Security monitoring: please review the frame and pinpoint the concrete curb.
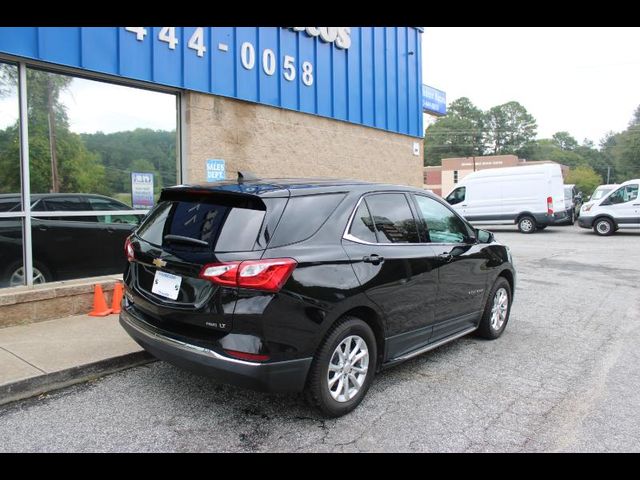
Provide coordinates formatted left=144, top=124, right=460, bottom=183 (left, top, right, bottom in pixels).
left=0, top=351, right=156, bottom=407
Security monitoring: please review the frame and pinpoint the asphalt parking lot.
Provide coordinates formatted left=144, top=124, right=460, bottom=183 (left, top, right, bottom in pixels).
left=1, top=224, right=639, bottom=452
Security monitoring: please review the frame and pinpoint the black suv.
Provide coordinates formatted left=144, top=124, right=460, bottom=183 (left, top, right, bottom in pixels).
left=120, top=178, right=516, bottom=417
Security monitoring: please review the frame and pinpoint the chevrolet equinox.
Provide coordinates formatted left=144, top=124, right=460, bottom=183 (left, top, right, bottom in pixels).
left=120, top=177, right=516, bottom=417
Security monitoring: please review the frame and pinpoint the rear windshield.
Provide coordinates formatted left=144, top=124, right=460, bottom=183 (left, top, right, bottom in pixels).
left=135, top=194, right=268, bottom=252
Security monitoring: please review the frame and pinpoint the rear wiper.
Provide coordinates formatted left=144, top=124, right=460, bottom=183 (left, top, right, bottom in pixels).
left=163, top=234, right=209, bottom=247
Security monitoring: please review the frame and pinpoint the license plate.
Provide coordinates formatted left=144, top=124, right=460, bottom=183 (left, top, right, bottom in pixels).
left=151, top=270, right=182, bottom=300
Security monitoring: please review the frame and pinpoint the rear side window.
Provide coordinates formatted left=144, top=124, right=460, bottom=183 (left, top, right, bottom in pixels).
left=364, top=193, right=420, bottom=243
left=136, top=196, right=267, bottom=252
left=348, top=200, right=377, bottom=243
left=268, top=193, right=346, bottom=248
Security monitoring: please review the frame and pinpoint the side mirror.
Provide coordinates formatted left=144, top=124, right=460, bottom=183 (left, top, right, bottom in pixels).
left=476, top=228, right=494, bottom=244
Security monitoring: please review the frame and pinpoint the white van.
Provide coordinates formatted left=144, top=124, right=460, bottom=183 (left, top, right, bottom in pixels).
left=578, top=179, right=640, bottom=235
left=444, top=163, right=567, bottom=233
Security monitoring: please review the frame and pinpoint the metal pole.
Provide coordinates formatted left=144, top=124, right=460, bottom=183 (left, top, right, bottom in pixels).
left=18, top=62, right=33, bottom=286
left=607, top=165, right=611, bottom=184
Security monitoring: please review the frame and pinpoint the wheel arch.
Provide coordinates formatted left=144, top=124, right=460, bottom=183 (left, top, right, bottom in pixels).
left=593, top=214, right=618, bottom=229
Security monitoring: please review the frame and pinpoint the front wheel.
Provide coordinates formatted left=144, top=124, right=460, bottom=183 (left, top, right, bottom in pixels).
left=476, top=277, right=512, bottom=340
left=594, top=218, right=614, bottom=236
left=304, top=317, right=377, bottom=418
left=4, top=261, right=51, bottom=287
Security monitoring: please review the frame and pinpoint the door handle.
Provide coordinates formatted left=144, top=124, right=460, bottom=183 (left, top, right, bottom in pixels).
left=363, top=254, right=384, bottom=265
left=438, top=253, right=454, bottom=262
left=461, top=204, right=468, bottom=207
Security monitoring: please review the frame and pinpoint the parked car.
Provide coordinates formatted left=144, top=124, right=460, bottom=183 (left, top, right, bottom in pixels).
left=0, top=193, right=143, bottom=287
left=444, top=163, right=568, bottom=233
left=578, top=179, right=640, bottom=235
left=119, top=178, right=516, bottom=417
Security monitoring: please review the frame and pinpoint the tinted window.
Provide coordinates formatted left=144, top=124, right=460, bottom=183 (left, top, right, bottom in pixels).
left=39, top=197, right=97, bottom=222
left=136, top=199, right=266, bottom=252
left=607, top=184, right=638, bottom=204
left=446, top=187, right=466, bottom=205
left=268, top=193, right=345, bottom=247
left=414, top=195, right=470, bottom=244
left=365, top=193, right=420, bottom=244
left=348, top=200, right=377, bottom=243
left=88, top=197, right=139, bottom=225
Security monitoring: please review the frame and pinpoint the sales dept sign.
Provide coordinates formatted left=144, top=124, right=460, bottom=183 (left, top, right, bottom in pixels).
left=206, top=159, right=226, bottom=182
left=131, top=172, right=154, bottom=209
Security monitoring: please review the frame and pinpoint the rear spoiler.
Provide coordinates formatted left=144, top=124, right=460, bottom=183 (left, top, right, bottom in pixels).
left=159, top=187, right=270, bottom=211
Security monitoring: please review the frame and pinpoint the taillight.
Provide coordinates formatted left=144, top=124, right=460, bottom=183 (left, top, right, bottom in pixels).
left=547, top=196, right=554, bottom=215
left=199, top=262, right=240, bottom=287
left=125, top=237, right=135, bottom=262
left=199, top=258, right=297, bottom=292
left=223, top=349, right=270, bottom=362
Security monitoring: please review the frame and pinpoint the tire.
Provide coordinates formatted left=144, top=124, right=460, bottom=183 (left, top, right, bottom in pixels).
left=3, top=260, right=51, bottom=287
left=304, top=316, right=377, bottom=418
left=536, top=225, right=547, bottom=231
left=475, top=277, right=512, bottom=340
left=593, top=218, right=614, bottom=236
left=517, top=215, right=537, bottom=234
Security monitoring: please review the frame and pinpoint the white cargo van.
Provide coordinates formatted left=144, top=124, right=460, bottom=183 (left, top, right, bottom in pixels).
left=578, top=179, right=640, bottom=235
left=444, top=163, right=567, bottom=233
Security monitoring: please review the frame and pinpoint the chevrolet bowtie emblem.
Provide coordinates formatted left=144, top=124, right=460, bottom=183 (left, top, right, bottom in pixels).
left=153, top=258, right=167, bottom=268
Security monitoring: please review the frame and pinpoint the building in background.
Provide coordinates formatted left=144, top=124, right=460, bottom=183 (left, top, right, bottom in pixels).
left=424, top=155, right=569, bottom=196
left=0, top=26, right=425, bottom=292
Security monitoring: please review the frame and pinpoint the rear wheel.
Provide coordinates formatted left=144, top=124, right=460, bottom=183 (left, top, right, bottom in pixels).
left=594, top=218, right=614, bottom=236
left=304, top=316, right=377, bottom=418
left=476, top=277, right=512, bottom=340
left=517, top=215, right=537, bottom=234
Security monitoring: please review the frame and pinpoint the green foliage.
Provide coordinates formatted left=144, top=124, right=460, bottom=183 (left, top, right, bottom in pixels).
left=0, top=67, right=177, bottom=198
left=424, top=97, right=485, bottom=166
left=424, top=98, right=537, bottom=165
left=424, top=95, right=640, bottom=185
left=81, top=129, right=177, bottom=195
left=551, top=131, right=578, bottom=151
left=565, top=165, right=603, bottom=196
left=484, top=101, right=537, bottom=155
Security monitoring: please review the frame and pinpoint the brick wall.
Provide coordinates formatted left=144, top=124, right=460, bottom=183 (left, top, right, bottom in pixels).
left=184, top=92, right=423, bottom=187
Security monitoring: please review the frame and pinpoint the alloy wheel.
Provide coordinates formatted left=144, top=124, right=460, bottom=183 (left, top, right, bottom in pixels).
left=10, top=266, right=47, bottom=287
left=327, top=335, right=369, bottom=403
left=490, top=287, right=509, bottom=331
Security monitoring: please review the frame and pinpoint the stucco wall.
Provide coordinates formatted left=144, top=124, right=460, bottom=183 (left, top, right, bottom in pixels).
left=184, top=92, right=423, bottom=187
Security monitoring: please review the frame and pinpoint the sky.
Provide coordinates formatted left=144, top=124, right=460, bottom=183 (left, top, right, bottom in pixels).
left=2, top=27, right=639, bottom=144
left=421, top=27, right=640, bottom=144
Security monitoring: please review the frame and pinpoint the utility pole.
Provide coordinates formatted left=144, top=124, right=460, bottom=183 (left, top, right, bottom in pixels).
left=606, top=165, right=611, bottom=184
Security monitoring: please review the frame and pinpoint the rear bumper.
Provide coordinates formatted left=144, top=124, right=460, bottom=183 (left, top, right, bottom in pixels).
left=553, top=208, right=574, bottom=225
left=119, top=308, right=312, bottom=393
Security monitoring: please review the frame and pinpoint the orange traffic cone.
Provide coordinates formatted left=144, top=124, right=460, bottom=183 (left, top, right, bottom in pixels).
left=111, top=282, right=124, bottom=314
left=88, top=284, right=112, bottom=317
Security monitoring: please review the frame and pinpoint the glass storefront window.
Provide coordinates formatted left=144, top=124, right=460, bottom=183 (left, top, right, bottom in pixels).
left=0, top=61, right=23, bottom=288
left=0, top=62, right=179, bottom=288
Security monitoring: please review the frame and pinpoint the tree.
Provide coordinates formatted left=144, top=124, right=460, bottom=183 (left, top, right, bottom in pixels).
left=552, top=131, right=578, bottom=151
left=0, top=66, right=107, bottom=195
left=484, top=101, right=537, bottom=156
left=424, top=97, right=485, bottom=166
left=565, top=165, right=603, bottom=196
